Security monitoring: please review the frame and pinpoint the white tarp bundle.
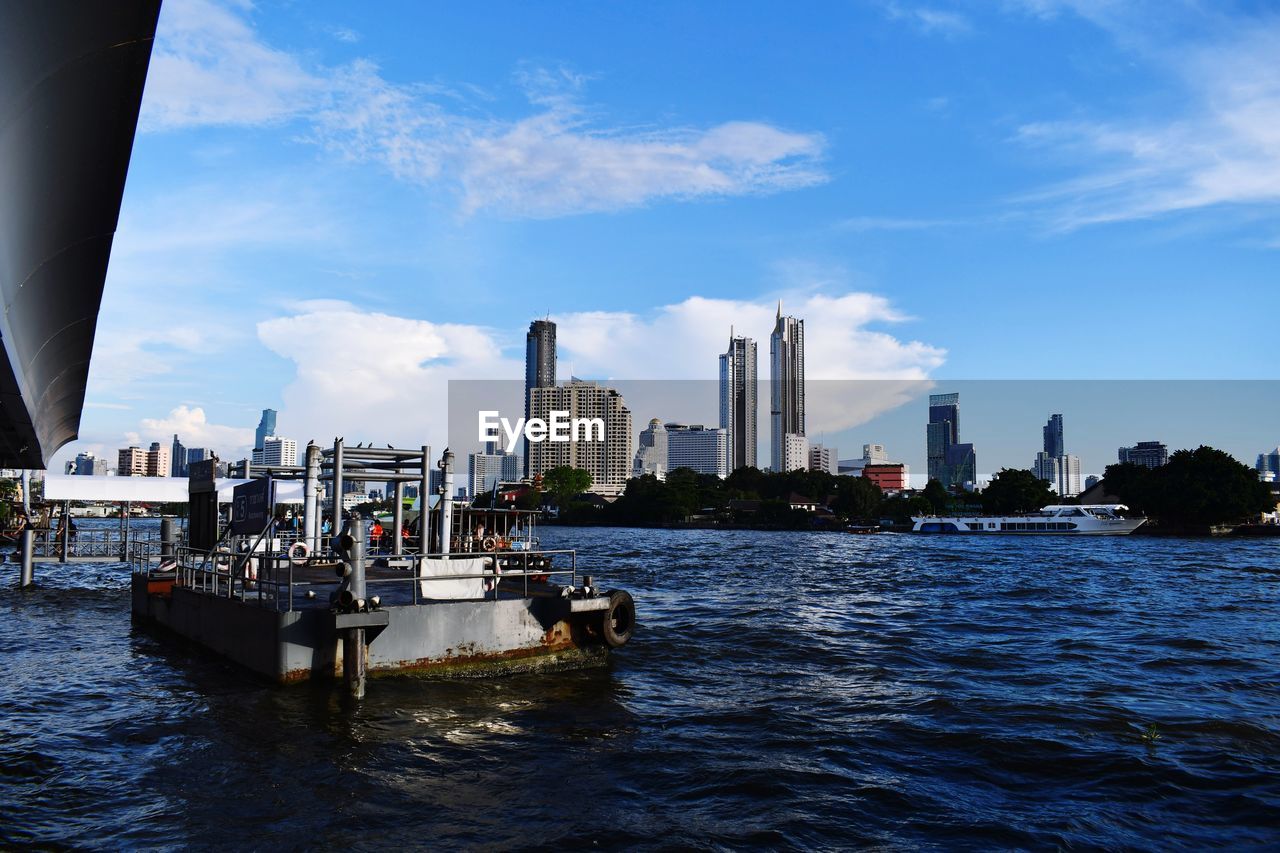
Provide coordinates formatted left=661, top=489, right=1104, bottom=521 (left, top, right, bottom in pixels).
left=417, top=555, right=489, bottom=600
left=43, top=475, right=305, bottom=504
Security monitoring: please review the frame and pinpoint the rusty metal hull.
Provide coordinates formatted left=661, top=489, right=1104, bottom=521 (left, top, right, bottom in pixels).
left=130, top=574, right=613, bottom=684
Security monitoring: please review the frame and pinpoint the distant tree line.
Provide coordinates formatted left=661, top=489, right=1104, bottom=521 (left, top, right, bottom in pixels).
left=1101, top=446, right=1272, bottom=527
left=529, top=445, right=1273, bottom=531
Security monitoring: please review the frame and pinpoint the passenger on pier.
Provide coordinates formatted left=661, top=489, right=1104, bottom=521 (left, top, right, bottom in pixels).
left=369, top=519, right=384, bottom=551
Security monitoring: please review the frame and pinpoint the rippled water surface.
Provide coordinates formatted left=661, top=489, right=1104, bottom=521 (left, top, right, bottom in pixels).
left=3, top=525, right=1279, bottom=848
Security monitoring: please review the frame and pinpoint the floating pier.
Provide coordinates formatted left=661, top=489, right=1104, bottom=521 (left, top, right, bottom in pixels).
left=129, top=442, right=635, bottom=695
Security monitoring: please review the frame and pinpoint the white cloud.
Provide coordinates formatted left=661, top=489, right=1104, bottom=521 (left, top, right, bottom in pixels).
left=142, top=0, right=323, bottom=130
left=554, top=292, right=943, bottom=381
left=255, top=290, right=944, bottom=447
left=256, top=301, right=521, bottom=447
left=143, top=0, right=827, bottom=217
left=1009, top=9, right=1280, bottom=230
left=129, top=405, right=256, bottom=455
left=883, top=2, right=973, bottom=37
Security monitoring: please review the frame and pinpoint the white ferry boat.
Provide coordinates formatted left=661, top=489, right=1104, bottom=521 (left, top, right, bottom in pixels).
left=911, top=505, right=1146, bottom=535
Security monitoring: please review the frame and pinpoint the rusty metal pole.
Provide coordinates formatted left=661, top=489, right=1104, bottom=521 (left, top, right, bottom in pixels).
left=342, top=516, right=367, bottom=699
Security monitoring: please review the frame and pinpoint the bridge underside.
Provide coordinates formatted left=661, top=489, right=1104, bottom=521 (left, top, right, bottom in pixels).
left=0, top=0, right=161, bottom=468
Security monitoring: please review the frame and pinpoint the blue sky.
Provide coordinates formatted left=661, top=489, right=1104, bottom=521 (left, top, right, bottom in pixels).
left=56, top=0, right=1280, bottom=471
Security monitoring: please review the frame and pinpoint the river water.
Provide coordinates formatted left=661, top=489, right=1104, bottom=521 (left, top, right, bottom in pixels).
left=2, top=524, right=1278, bottom=848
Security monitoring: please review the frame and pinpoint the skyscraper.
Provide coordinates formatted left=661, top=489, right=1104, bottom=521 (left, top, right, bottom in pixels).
left=171, top=433, right=186, bottom=477
left=769, top=304, right=805, bottom=472
left=254, top=409, right=277, bottom=452
left=719, top=333, right=757, bottom=472
left=1034, top=414, right=1081, bottom=496
left=524, top=319, right=557, bottom=477
left=926, top=393, right=959, bottom=484
left=1043, top=414, right=1064, bottom=458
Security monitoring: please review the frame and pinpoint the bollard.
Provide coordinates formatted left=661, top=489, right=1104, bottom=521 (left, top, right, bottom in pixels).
left=340, top=516, right=367, bottom=699
left=160, top=517, right=177, bottom=561
left=19, top=528, right=34, bottom=588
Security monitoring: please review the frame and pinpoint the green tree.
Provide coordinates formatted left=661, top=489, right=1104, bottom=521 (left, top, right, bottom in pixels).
left=981, top=468, right=1055, bottom=514
left=542, top=466, right=593, bottom=508
left=833, top=476, right=882, bottom=520
left=1144, top=446, right=1272, bottom=527
left=1101, top=462, right=1155, bottom=515
left=922, top=479, right=950, bottom=514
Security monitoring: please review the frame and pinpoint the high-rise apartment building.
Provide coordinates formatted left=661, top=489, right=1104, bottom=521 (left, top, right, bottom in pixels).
left=170, top=433, right=186, bottom=477
left=186, top=447, right=211, bottom=468
left=118, top=446, right=146, bottom=476
left=253, top=436, right=297, bottom=467
left=528, top=379, right=632, bottom=496
left=1033, top=414, right=1080, bottom=496
left=719, top=334, right=757, bottom=472
left=1119, top=441, right=1168, bottom=468
left=1256, top=448, right=1280, bottom=478
left=633, top=419, right=668, bottom=480
left=665, top=423, right=728, bottom=479
left=254, top=409, right=277, bottom=453
left=1034, top=451, right=1082, bottom=497
left=808, top=443, right=837, bottom=475
left=468, top=451, right=520, bottom=498
left=524, top=319, right=557, bottom=477
left=769, top=305, right=805, bottom=473
left=781, top=433, right=809, bottom=473
left=145, top=442, right=170, bottom=478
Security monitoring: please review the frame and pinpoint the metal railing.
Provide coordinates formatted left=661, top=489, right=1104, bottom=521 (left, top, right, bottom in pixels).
left=23, top=527, right=162, bottom=561
left=142, top=540, right=578, bottom=613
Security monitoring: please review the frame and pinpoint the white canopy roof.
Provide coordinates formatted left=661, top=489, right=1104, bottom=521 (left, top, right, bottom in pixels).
left=43, top=475, right=305, bottom=504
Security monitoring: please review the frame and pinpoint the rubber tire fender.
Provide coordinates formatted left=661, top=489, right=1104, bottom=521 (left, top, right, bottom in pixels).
left=601, top=589, right=636, bottom=648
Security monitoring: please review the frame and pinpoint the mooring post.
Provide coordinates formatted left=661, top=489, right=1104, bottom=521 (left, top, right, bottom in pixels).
left=392, top=480, right=404, bottom=556
left=122, top=502, right=131, bottom=561
left=160, top=517, right=176, bottom=562
left=332, top=438, right=345, bottom=546
left=59, top=501, right=70, bottom=563
left=303, top=442, right=320, bottom=552
left=419, top=445, right=431, bottom=554
left=341, top=516, right=367, bottom=699
left=19, top=528, right=33, bottom=588
left=438, top=449, right=454, bottom=556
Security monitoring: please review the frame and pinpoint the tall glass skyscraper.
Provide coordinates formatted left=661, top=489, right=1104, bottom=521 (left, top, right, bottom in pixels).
left=524, top=319, right=557, bottom=477
left=926, top=393, right=959, bottom=483
left=254, top=408, right=277, bottom=452
left=769, top=305, right=805, bottom=472
left=1043, top=413, right=1065, bottom=457
left=719, top=332, right=757, bottom=472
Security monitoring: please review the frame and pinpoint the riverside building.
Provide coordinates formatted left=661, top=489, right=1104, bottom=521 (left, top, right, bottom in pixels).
left=1119, top=441, right=1168, bottom=468
left=524, top=319, right=557, bottom=477
left=665, top=423, right=728, bottom=479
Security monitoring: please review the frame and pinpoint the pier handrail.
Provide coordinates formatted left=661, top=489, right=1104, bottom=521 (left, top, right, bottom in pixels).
left=161, top=542, right=579, bottom=612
